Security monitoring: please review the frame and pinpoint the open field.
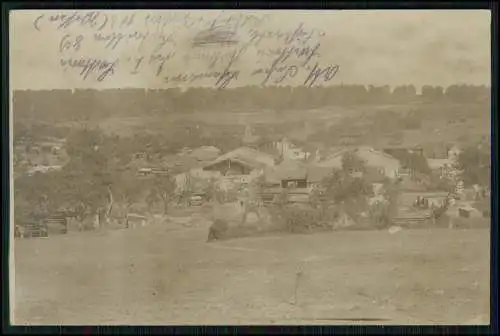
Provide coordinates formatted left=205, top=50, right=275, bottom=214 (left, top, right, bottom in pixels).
left=13, top=218, right=490, bottom=325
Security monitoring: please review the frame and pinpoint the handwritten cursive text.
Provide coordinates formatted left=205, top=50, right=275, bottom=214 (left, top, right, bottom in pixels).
left=60, top=57, right=119, bottom=82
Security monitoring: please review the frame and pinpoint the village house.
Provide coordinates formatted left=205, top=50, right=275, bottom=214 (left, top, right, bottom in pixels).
left=264, top=160, right=332, bottom=189
left=256, top=136, right=310, bottom=162
left=264, top=160, right=308, bottom=189
left=418, top=142, right=461, bottom=160
left=316, top=147, right=402, bottom=181
left=174, top=167, right=219, bottom=195
left=201, top=147, right=276, bottom=190
left=426, top=158, right=456, bottom=179
left=447, top=144, right=462, bottom=161
left=275, top=137, right=310, bottom=161
left=382, top=145, right=426, bottom=179
left=260, top=160, right=332, bottom=205
left=203, top=147, right=275, bottom=175
left=424, top=144, right=462, bottom=179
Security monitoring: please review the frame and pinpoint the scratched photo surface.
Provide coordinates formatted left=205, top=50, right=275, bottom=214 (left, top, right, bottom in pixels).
left=10, top=10, right=491, bottom=325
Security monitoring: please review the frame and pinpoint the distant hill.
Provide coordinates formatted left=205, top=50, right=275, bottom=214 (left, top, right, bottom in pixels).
left=12, top=84, right=490, bottom=122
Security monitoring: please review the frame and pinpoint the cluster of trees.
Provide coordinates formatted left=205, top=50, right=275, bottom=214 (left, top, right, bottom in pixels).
left=311, top=145, right=491, bottom=226
left=13, top=84, right=489, bottom=120
left=304, top=151, right=398, bottom=230
left=12, top=119, right=288, bottom=228
left=14, top=120, right=247, bottom=162
left=241, top=168, right=377, bottom=235
left=388, top=142, right=491, bottom=190
left=14, top=127, right=178, bottom=228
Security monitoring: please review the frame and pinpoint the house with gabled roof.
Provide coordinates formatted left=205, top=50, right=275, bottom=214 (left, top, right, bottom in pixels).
left=316, top=146, right=402, bottom=180
left=200, top=147, right=277, bottom=190
left=255, top=136, right=311, bottom=162
left=202, top=147, right=276, bottom=175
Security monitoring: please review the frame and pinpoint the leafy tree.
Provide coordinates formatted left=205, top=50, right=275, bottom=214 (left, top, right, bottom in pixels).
left=455, top=145, right=490, bottom=187
left=321, top=168, right=373, bottom=206
left=14, top=127, right=118, bottom=227
left=392, top=85, right=417, bottom=102
left=389, top=150, right=431, bottom=175
left=311, top=152, right=374, bottom=224
left=341, top=151, right=366, bottom=174
left=421, top=85, right=444, bottom=101
left=362, top=177, right=401, bottom=229
left=368, top=85, right=391, bottom=104
left=146, top=175, right=177, bottom=215
left=14, top=174, right=52, bottom=224
left=202, top=177, right=219, bottom=203
left=53, top=167, right=111, bottom=225
left=108, top=173, right=143, bottom=224
left=381, top=178, right=400, bottom=218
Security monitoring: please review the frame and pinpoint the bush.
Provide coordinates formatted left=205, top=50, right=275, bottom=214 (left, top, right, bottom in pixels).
left=271, top=204, right=331, bottom=234
left=368, top=201, right=392, bottom=229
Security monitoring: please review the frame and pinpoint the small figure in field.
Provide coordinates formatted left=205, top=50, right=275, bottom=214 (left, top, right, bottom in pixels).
left=207, top=219, right=229, bottom=242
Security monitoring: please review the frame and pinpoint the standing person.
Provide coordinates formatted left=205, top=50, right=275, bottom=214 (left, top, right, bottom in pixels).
left=240, top=183, right=262, bottom=228
left=238, top=184, right=249, bottom=224
left=430, top=203, right=437, bottom=225
left=423, top=197, right=429, bottom=209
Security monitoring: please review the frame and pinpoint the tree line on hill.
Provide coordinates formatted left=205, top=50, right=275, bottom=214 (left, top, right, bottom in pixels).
left=13, top=84, right=490, bottom=120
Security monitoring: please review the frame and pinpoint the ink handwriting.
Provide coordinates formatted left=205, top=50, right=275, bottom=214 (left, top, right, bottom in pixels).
left=303, top=63, right=340, bottom=88
left=60, top=57, right=119, bottom=82
left=94, top=30, right=151, bottom=51
left=34, top=11, right=108, bottom=32
left=33, top=11, right=340, bottom=88
left=59, top=34, right=84, bottom=53
left=164, top=50, right=240, bottom=89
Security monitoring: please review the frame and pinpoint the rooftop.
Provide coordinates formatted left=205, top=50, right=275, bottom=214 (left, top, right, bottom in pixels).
left=203, top=147, right=276, bottom=170
left=318, top=146, right=400, bottom=167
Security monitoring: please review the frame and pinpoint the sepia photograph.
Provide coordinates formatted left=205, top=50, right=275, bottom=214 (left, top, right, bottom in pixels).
left=9, top=9, right=491, bottom=325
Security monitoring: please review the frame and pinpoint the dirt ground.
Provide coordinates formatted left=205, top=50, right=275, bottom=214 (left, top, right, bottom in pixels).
left=12, top=218, right=490, bottom=325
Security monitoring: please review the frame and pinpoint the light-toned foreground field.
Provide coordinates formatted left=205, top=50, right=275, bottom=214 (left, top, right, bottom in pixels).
left=13, top=220, right=490, bottom=325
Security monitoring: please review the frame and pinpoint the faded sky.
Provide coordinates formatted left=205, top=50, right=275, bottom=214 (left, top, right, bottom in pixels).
left=10, top=10, right=491, bottom=90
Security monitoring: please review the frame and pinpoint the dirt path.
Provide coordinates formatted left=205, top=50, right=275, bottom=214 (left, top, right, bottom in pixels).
left=12, top=225, right=490, bottom=325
